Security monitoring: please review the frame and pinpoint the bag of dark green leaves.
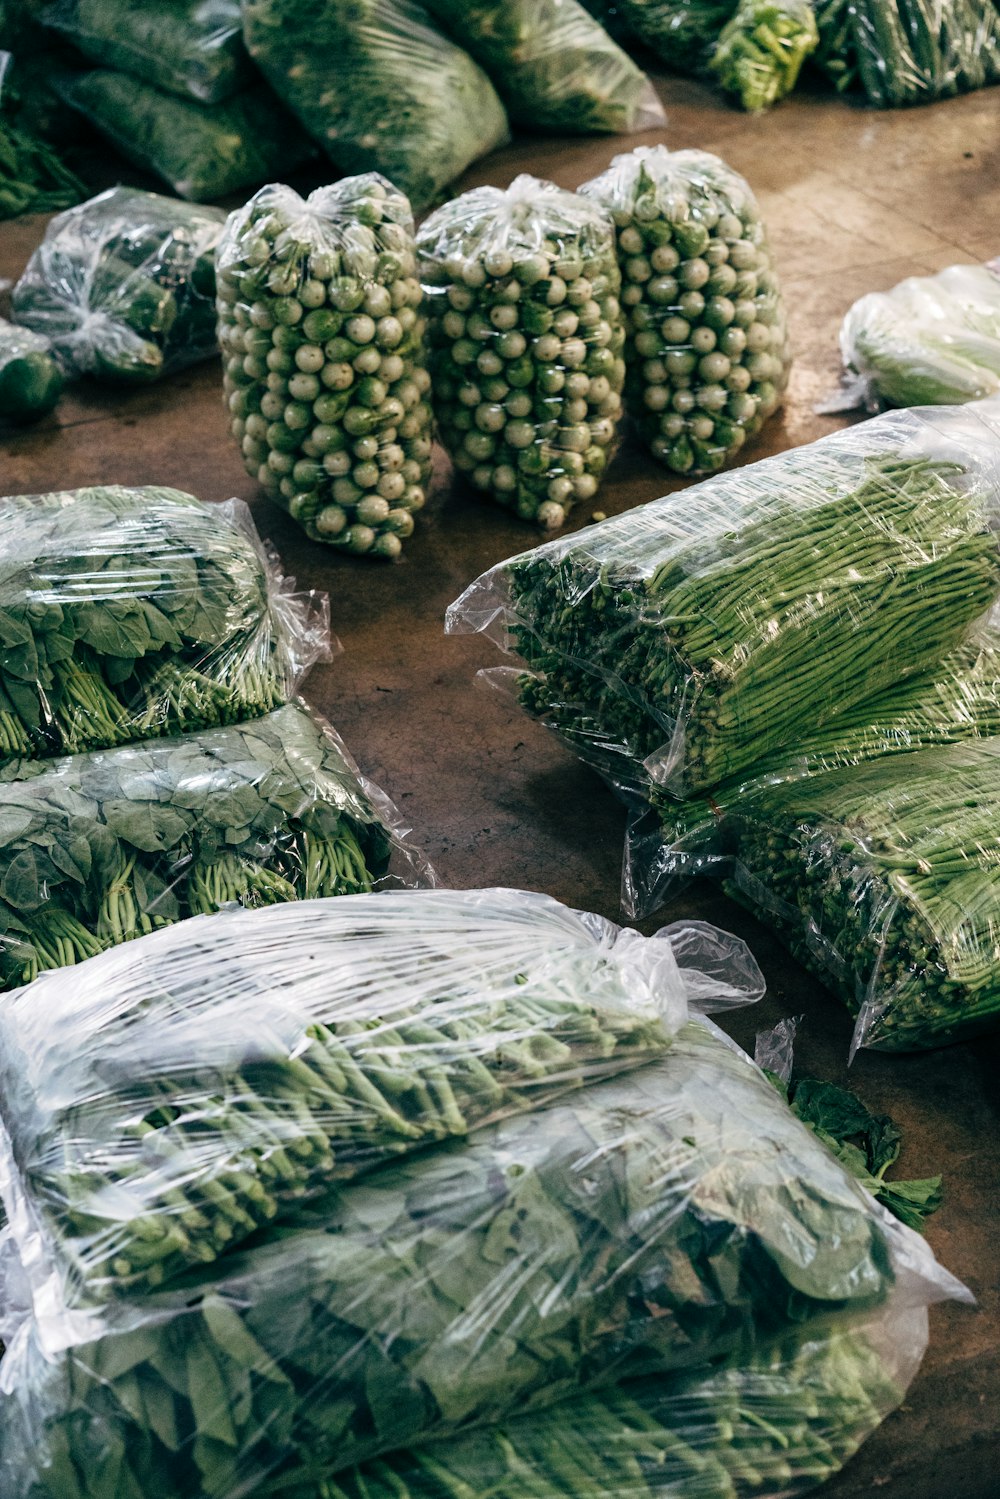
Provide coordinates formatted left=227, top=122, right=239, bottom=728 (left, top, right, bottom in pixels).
left=12, top=187, right=226, bottom=383
left=0, top=484, right=329, bottom=761
left=0, top=1009, right=968, bottom=1499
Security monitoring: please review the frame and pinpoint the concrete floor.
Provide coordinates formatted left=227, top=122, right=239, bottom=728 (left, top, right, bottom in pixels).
left=2, top=72, right=999, bottom=1497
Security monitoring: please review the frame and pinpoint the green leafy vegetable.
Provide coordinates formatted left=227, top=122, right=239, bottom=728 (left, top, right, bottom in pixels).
left=0, top=317, right=62, bottom=422
left=709, top=0, right=818, bottom=111
left=0, top=49, right=86, bottom=219
left=612, top=0, right=739, bottom=73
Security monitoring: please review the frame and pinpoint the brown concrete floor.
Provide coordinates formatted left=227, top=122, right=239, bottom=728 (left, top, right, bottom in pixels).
left=2, top=72, right=999, bottom=1497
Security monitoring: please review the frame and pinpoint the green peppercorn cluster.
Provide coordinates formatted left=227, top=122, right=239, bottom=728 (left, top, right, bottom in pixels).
left=217, top=175, right=433, bottom=558
left=417, top=174, right=626, bottom=531
left=582, top=145, right=790, bottom=476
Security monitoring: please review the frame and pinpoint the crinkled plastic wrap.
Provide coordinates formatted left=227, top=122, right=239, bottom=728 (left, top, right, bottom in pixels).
left=814, top=0, right=1000, bottom=105
left=12, top=188, right=226, bottom=383
left=709, top=0, right=818, bottom=110
left=421, top=0, right=666, bottom=133
left=612, top=0, right=739, bottom=72
left=447, top=400, right=1000, bottom=798
left=42, top=0, right=253, bottom=104
left=0, top=889, right=747, bottom=1305
left=0, top=317, right=62, bottom=423
left=218, top=177, right=433, bottom=558
left=242, top=0, right=510, bottom=214
left=0, top=700, right=425, bottom=992
left=418, top=174, right=626, bottom=530
left=832, top=261, right=1000, bottom=413
left=0, top=1016, right=963, bottom=1497
left=581, top=146, right=789, bottom=476
left=0, top=485, right=329, bottom=760
left=56, top=69, right=314, bottom=204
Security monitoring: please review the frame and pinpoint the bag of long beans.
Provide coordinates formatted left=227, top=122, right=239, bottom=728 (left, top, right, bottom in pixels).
left=814, top=0, right=1000, bottom=106
left=447, top=399, right=1000, bottom=799
left=0, top=484, right=328, bottom=762
left=0, top=701, right=424, bottom=993
left=0, top=1013, right=962, bottom=1498
left=0, top=890, right=747, bottom=1305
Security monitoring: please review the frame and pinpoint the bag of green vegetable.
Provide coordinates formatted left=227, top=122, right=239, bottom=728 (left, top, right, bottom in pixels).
left=0, top=1012, right=966, bottom=1499
left=0, top=892, right=757, bottom=1306
left=709, top=0, right=818, bottom=110
left=446, top=399, right=1000, bottom=799
left=580, top=145, right=789, bottom=476
left=0, top=48, right=86, bottom=219
left=417, top=175, right=626, bottom=531
left=611, top=0, right=740, bottom=74
left=0, top=484, right=329, bottom=760
left=0, top=700, right=424, bottom=992
left=820, top=0, right=1000, bottom=106
left=42, top=0, right=253, bottom=104
left=0, top=318, right=62, bottom=423
left=241, top=0, right=510, bottom=214
left=830, top=262, right=1000, bottom=413
left=421, top=0, right=665, bottom=134
left=12, top=187, right=227, bottom=383
left=217, top=175, right=433, bottom=557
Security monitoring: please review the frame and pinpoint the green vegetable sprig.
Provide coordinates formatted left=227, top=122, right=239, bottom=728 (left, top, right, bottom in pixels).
left=0, top=317, right=62, bottom=423
left=219, top=176, right=433, bottom=557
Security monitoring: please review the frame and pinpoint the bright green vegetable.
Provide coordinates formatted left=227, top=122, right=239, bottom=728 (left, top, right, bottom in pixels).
left=418, top=174, right=626, bottom=530
left=0, top=317, right=62, bottom=422
left=709, top=0, right=818, bottom=110
left=218, top=176, right=433, bottom=557
left=421, top=0, right=665, bottom=133
left=241, top=0, right=510, bottom=213
left=581, top=145, right=790, bottom=476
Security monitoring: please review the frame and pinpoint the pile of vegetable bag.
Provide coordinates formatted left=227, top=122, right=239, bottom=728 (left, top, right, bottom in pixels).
left=0, top=1002, right=968, bottom=1497
left=0, top=700, right=423, bottom=991
left=0, top=318, right=63, bottom=424
left=241, top=0, right=510, bottom=213
left=12, top=189, right=227, bottom=383
left=832, top=261, right=1000, bottom=412
left=447, top=399, right=1000, bottom=799
left=0, top=484, right=327, bottom=760
left=218, top=175, right=433, bottom=557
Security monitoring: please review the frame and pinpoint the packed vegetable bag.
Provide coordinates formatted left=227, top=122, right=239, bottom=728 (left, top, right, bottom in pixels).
left=241, top=0, right=510, bottom=214
left=812, top=0, right=1000, bottom=105
left=0, top=46, right=86, bottom=219
left=417, top=175, right=626, bottom=530
left=580, top=145, right=789, bottom=476
left=0, top=700, right=422, bottom=992
left=0, top=318, right=62, bottom=423
left=0, top=1011, right=963, bottom=1498
left=421, top=0, right=665, bottom=133
left=708, top=0, right=818, bottom=110
left=447, top=400, right=1000, bottom=798
left=0, top=889, right=746, bottom=1305
left=832, top=261, right=1000, bottom=412
left=42, top=0, right=253, bottom=104
left=55, top=69, right=313, bottom=204
left=611, top=0, right=739, bottom=73
left=218, top=176, right=433, bottom=557
left=0, top=484, right=328, bottom=761
left=12, top=188, right=227, bottom=382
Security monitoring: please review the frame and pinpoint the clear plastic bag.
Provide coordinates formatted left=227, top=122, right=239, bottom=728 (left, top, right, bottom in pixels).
left=421, top=0, right=666, bottom=133
left=447, top=399, right=1000, bottom=799
left=12, top=187, right=227, bottom=383
left=822, top=0, right=1000, bottom=106
left=0, top=317, right=62, bottom=423
left=55, top=70, right=314, bottom=204
left=42, top=0, right=253, bottom=104
left=580, top=146, right=790, bottom=476
left=0, top=484, right=329, bottom=761
left=217, top=176, right=433, bottom=558
left=612, top=0, right=740, bottom=73
left=417, top=174, right=626, bottom=530
left=0, top=1015, right=959, bottom=1497
left=241, top=0, right=510, bottom=214
left=0, top=699, right=425, bottom=992
left=0, top=889, right=737, bottom=1305
left=708, top=0, right=819, bottom=110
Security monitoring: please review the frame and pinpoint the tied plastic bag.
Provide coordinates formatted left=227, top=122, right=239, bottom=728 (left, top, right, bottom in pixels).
left=0, top=893, right=753, bottom=1304
left=217, top=176, right=433, bottom=558
left=0, top=485, right=329, bottom=761
left=41, top=0, right=253, bottom=104
left=0, top=317, right=62, bottom=423
left=580, top=145, right=790, bottom=476
left=417, top=174, right=626, bottom=531
left=12, top=187, right=226, bottom=383
left=421, top=0, right=665, bottom=133
left=709, top=0, right=818, bottom=110
left=55, top=69, right=314, bottom=204
left=446, top=399, right=1000, bottom=800
left=0, top=700, right=425, bottom=992
left=0, top=1015, right=965, bottom=1499
left=241, top=0, right=510, bottom=214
